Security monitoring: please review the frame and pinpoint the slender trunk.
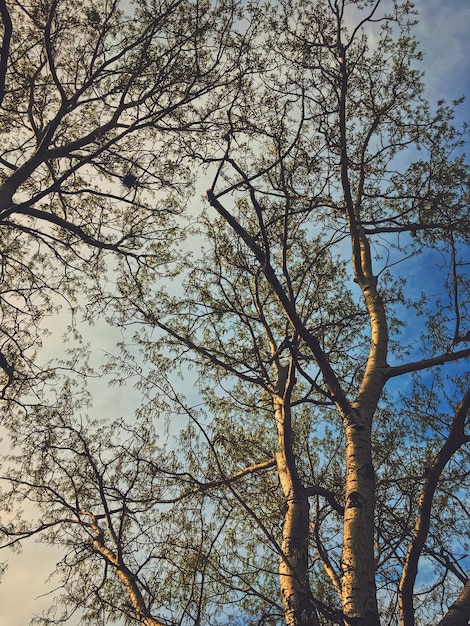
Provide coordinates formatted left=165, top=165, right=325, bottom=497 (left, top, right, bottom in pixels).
left=337, top=36, right=387, bottom=616
left=399, top=391, right=470, bottom=626
left=87, top=513, right=165, bottom=626
left=338, top=77, right=384, bottom=623
left=274, top=363, right=319, bottom=626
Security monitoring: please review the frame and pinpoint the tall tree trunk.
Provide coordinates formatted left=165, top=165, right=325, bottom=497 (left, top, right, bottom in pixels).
left=339, top=232, right=387, bottom=625
left=274, top=362, right=319, bottom=626
left=336, top=29, right=385, bottom=622
left=341, top=415, right=379, bottom=626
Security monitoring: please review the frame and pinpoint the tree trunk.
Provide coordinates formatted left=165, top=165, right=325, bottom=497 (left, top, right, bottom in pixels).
left=437, top=581, right=470, bottom=626
left=338, top=231, right=384, bottom=623
left=336, top=30, right=386, bottom=622
left=274, top=363, right=319, bottom=626
left=341, top=415, right=379, bottom=626
left=399, top=391, right=470, bottom=626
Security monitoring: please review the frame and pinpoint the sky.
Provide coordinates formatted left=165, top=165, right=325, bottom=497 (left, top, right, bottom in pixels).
left=0, top=1, right=469, bottom=625
left=415, top=0, right=470, bottom=103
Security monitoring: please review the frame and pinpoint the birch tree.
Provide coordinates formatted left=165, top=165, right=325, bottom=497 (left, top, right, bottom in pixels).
left=1, top=1, right=470, bottom=626
left=123, top=0, right=470, bottom=623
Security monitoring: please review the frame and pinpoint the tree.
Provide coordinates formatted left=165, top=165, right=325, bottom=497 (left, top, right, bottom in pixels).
left=0, top=0, right=240, bottom=404
left=1, top=1, right=470, bottom=625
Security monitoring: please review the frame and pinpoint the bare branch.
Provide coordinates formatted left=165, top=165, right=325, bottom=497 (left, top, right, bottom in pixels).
left=387, top=348, right=470, bottom=379
left=305, top=485, right=344, bottom=516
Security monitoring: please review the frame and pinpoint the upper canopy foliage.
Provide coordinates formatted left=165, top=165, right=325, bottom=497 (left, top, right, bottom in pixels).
left=0, top=0, right=243, bottom=401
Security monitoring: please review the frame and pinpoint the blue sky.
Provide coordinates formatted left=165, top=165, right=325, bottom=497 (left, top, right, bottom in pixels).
left=0, top=1, right=469, bottom=625
left=415, top=0, right=470, bottom=104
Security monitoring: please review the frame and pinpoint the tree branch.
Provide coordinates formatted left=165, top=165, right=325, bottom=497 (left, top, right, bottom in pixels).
left=305, top=485, right=344, bottom=516
left=83, top=511, right=169, bottom=626
left=2, top=206, right=136, bottom=253
left=387, top=348, right=470, bottom=379
left=206, top=190, right=354, bottom=423
left=152, top=458, right=277, bottom=504
left=0, top=0, right=12, bottom=107
left=398, top=390, right=470, bottom=625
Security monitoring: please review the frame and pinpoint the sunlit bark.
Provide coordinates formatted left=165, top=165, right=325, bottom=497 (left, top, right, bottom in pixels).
left=274, top=362, right=319, bottom=626
left=337, top=30, right=386, bottom=622
left=86, top=511, right=167, bottom=626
